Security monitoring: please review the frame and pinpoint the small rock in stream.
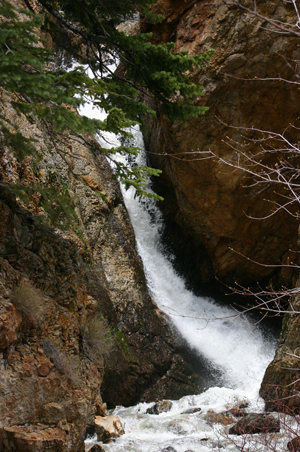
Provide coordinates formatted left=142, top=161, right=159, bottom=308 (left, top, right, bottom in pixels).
left=161, top=447, right=177, bottom=452
left=146, top=400, right=173, bottom=414
left=181, top=407, right=201, bottom=415
left=89, top=446, right=105, bottom=452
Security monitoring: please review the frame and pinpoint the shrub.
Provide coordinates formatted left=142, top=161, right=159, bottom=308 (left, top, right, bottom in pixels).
left=81, top=315, right=114, bottom=369
left=11, top=279, right=45, bottom=327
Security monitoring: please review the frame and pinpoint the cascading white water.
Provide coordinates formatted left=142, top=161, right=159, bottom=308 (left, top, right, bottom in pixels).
left=120, top=152, right=276, bottom=393
left=80, top=105, right=279, bottom=452
left=92, top=123, right=276, bottom=394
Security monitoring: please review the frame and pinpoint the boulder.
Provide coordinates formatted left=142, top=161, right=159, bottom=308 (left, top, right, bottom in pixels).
left=89, top=446, right=105, bottom=452
left=228, top=413, right=280, bottom=435
left=94, top=416, right=124, bottom=442
left=204, top=411, right=235, bottom=427
left=288, top=436, right=300, bottom=452
left=146, top=400, right=173, bottom=415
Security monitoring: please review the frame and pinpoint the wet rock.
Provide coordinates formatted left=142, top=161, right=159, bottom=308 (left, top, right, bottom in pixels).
left=228, top=400, right=249, bottom=417
left=228, top=408, right=245, bottom=418
left=94, top=416, right=124, bottom=442
left=161, top=447, right=176, bottom=452
left=140, top=354, right=200, bottom=404
left=146, top=400, right=173, bottom=415
left=89, top=446, right=105, bottom=452
left=181, top=407, right=201, bottom=415
left=288, top=436, right=300, bottom=452
left=203, top=411, right=235, bottom=426
left=228, top=413, right=280, bottom=435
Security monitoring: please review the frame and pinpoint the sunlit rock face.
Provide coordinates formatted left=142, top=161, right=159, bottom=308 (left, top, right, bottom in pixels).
left=142, top=0, right=300, bottom=288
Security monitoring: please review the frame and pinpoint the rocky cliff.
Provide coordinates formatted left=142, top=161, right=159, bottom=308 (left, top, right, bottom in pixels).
left=0, top=85, right=200, bottom=451
left=260, top=298, right=300, bottom=413
left=142, top=0, right=300, bottom=289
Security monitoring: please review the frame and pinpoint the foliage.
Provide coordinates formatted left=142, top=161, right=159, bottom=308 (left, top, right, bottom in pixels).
left=81, top=314, right=114, bottom=368
left=0, top=180, right=79, bottom=230
left=0, top=0, right=212, bottom=218
left=0, top=120, right=37, bottom=159
left=0, top=1, right=98, bottom=134
left=11, top=279, right=45, bottom=327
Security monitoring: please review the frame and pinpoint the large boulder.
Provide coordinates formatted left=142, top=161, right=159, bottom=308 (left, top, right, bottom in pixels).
left=228, top=413, right=280, bottom=435
left=94, top=416, right=124, bottom=442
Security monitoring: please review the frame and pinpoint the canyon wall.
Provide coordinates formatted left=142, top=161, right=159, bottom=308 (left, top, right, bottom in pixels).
left=2, top=2, right=300, bottom=444
left=142, top=0, right=300, bottom=288
left=0, top=88, right=200, bottom=451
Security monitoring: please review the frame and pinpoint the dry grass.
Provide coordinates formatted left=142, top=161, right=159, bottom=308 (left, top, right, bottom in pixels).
left=81, top=314, right=114, bottom=368
left=11, top=279, right=45, bottom=327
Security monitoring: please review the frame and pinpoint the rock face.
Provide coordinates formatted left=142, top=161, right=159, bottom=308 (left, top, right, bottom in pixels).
left=142, top=0, right=300, bottom=288
left=0, top=192, right=98, bottom=452
left=260, top=297, right=300, bottom=413
left=0, top=425, right=67, bottom=452
left=0, top=51, right=201, bottom=449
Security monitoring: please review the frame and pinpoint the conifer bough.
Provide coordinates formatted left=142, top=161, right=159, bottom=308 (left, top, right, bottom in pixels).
left=0, top=0, right=213, bottom=222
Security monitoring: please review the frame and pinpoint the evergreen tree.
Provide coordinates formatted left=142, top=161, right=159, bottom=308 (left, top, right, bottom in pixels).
left=0, top=0, right=213, bottom=225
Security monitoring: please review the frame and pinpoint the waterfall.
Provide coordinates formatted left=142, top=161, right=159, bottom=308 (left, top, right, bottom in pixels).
left=91, top=122, right=276, bottom=394
left=80, top=106, right=279, bottom=452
